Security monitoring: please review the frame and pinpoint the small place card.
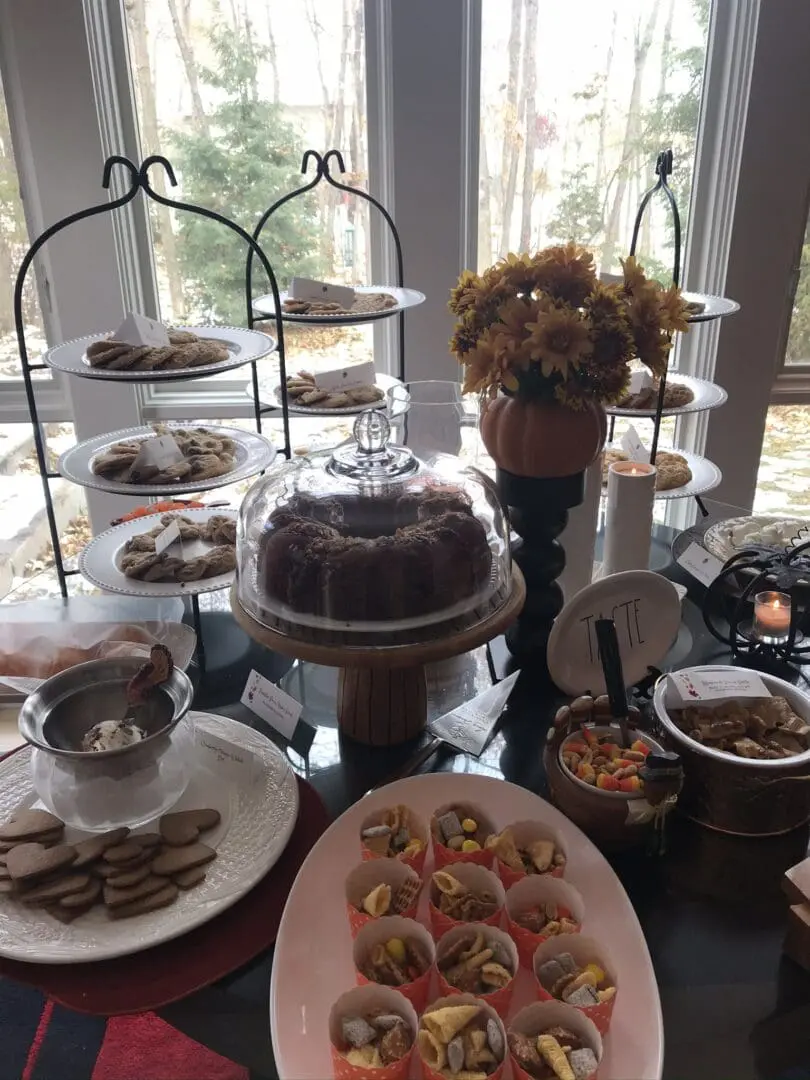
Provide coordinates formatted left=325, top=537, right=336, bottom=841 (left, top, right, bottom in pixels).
left=315, top=360, right=377, bottom=392
left=241, top=669, right=303, bottom=740
left=620, top=424, right=650, bottom=464
left=132, top=434, right=184, bottom=474
left=154, top=519, right=182, bottom=556
left=289, top=276, right=356, bottom=309
left=197, top=728, right=262, bottom=789
left=628, top=369, right=653, bottom=395
left=113, top=311, right=170, bottom=348
left=664, top=669, right=771, bottom=708
left=676, top=541, right=724, bottom=587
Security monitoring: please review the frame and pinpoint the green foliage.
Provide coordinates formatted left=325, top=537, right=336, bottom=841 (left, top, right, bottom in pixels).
left=547, top=167, right=603, bottom=246
left=168, top=24, right=321, bottom=324
left=786, top=229, right=810, bottom=364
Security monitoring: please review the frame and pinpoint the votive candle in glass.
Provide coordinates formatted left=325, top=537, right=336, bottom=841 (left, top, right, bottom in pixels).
left=753, top=590, right=792, bottom=644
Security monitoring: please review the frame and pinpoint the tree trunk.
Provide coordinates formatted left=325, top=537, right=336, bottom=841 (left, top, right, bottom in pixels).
left=596, top=12, right=618, bottom=191
left=498, top=0, right=523, bottom=255
left=263, top=0, right=281, bottom=102
left=304, top=0, right=336, bottom=271
left=519, top=0, right=538, bottom=251
left=601, top=0, right=662, bottom=272
left=479, top=126, right=493, bottom=267
left=125, top=0, right=186, bottom=320
left=658, top=0, right=676, bottom=106
left=166, top=0, right=209, bottom=135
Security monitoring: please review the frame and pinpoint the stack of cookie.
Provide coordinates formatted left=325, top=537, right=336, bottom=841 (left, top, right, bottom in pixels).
left=285, top=371, right=384, bottom=410
left=602, top=449, right=692, bottom=492
left=86, top=330, right=229, bottom=372
left=0, top=808, right=219, bottom=922
left=282, top=292, right=396, bottom=317
left=92, top=426, right=237, bottom=486
left=617, top=379, right=695, bottom=411
left=119, top=513, right=236, bottom=583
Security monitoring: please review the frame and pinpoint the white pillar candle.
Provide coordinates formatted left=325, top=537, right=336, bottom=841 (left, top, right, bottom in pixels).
left=602, top=461, right=657, bottom=577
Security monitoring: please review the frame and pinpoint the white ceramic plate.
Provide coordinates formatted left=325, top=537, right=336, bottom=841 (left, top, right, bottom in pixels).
left=247, top=370, right=401, bottom=416
left=42, top=326, right=276, bottom=382
left=252, top=285, right=425, bottom=325
left=79, top=508, right=238, bottom=599
left=603, top=448, right=722, bottom=501
left=547, top=569, right=682, bottom=695
left=58, top=424, right=276, bottom=497
left=605, top=375, right=727, bottom=419
left=702, top=514, right=810, bottom=563
left=681, top=291, right=740, bottom=323
left=0, top=711, right=298, bottom=964
left=270, top=772, right=663, bottom=1080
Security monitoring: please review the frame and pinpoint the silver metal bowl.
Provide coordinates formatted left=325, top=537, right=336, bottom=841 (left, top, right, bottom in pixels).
left=18, top=656, right=194, bottom=761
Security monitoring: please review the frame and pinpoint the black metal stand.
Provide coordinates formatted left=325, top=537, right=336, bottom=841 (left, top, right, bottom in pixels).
left=246, top=149, right=407, bottom=386
left=13, top=154, right=287, bottom=669
left=497, top=468, right=585, bottom=664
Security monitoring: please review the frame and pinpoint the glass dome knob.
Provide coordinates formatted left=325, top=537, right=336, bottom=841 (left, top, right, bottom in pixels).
left=354, top=409, right=389, bottom=454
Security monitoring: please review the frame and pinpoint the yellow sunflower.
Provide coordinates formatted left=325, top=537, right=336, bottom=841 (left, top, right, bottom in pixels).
left=658, top=283, right=691, bottom=334
left=460, top=337, right=499, bottom=395
left=525, top=301, right=593, bottom=376
left=619, top=255, right=649, bottom=294
left=448, top=269, right=481, bottom=316
left=533, top=243, right=597, bottom=307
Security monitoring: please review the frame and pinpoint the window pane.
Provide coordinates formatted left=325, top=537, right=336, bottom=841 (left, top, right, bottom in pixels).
left=754, top=406, right=810, bottom=516
left=784, top=213, right=810, bottom=366
left=123, top=0, right=371, bottom=375
left=0, top=69, right=47, bottom=380
left=478, top=0, right=710, bottom=278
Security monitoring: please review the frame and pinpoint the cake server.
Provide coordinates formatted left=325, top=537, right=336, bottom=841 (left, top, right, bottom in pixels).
left=594, top=617, right=631, bottom=747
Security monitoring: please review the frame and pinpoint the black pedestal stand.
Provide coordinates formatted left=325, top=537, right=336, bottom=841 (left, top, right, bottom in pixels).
left=497, top=469, right=585, bottom=664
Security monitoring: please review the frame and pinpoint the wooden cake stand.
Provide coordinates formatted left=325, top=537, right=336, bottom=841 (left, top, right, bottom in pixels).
left=230, top=567, right=525, bottom=746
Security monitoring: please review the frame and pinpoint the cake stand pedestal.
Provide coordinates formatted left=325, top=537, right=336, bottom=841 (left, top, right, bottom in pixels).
left=229, top=569, right=525, bottom=747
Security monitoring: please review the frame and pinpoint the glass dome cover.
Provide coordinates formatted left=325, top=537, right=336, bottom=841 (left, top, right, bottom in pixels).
left=236, top=412, right=511, bottom=634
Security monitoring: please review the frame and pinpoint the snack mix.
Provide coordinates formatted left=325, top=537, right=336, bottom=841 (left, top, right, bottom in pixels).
left=486, top=828, right=566, bottom=876
left=432, top=871, right=500, bottom=923
left=513, top=900, right=579, bottom=938
left=433, top=808, right=492, bottom=854
left=338, top=1011, right=413, bottom=1069
left=670, top=696, right=810, bottom=759
left=361, top=806, right=424, bottom=860
left=536, top=953, right=616, bottom=1009
left=438, top=929, right=514, bottom=995
left=508, top=1026, right=598, bottom=1080
left=561, top=730, right=651, bottom=793
left=358, top=878, right=421, bottom=918
left=418, top=1004, right=505, bottom=1077
left=360, top=936, right=432, bottom=988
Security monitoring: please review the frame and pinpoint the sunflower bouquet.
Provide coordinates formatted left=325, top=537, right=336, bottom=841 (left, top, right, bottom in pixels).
left=449, top=244, right=690, bottom=409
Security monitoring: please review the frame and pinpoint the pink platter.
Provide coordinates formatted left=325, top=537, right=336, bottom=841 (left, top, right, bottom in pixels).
left=270, top=771, right=663, bottom=1079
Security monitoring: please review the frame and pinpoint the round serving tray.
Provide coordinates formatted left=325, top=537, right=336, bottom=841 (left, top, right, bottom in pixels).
left=246, top=369, right=400, bottom=416
left=58, top=424, right=276, bottom=497
left=682, top=291, right=740, bottom=323
left=702, top=514, right=810, bottom=563
left=605, top=375, right=727, bottom=419
left=603, top=448, right=722, bottom=501
left=252, top=285, right=425, bottom=326
left=42, top=326, right=276, bottom=383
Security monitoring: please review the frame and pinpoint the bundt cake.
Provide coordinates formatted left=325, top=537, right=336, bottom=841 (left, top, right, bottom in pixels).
left=258, top=489, right=492, bottom=622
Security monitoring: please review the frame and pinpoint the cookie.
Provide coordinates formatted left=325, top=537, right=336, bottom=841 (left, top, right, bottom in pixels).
left=151, top=842, right=216, bottom=877
left=130, top=833, right=162, bottom=849
left=663, top=382, right=695, bottom=408
left=46, top=903, right=93, bottom=924
left=0, top=810, right=63, bottom=842
left=71, top=828, right=130, bottom=868
left=106, top=864, right=152, bottom=888
left=103, top=842, right=145, bottom=865
left=6, top=843, right=77, bottom=882
left=21, top=874, right=92, bottom=905
left=654, top=451, right=692, bottom=491
left=110, top=882, right=179, bottom=919
left=159, top=809, right=221, bottom=847
left=173, top=866, right=207, bottom=890
left=60, top=879, right=103, bottom=909
left=103, top=874, right=170, bottom=908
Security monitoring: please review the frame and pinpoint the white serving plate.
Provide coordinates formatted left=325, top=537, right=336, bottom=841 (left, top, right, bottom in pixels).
left=79, top=508, right=237, bottom=599
left=0, top=711, right=298, bottom=964
left=43, top=326, right=276, bottom=382
left=247, top=370, right=401, bottom=416
left=605, top=375, right=727, bottom=419
left=603, top=448, right=722, bottom=500
left=252, top=285, right=425, bottom=325
left=681, top=291, right=740, bottom=323
left=702, top=514, right=810, bottom=563
left=58, top=424, right=276, bottom=497
left=270, top=772, right=663, bottom=1080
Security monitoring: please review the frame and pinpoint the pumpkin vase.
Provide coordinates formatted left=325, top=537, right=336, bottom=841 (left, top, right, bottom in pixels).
left=480, top=395, right=606, bottom=479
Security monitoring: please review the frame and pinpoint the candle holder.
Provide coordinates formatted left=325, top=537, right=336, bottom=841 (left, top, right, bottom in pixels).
left=703, top=539, right=810, bottom=675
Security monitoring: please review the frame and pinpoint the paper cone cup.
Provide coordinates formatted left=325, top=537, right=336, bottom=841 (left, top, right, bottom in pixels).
left=431, top=801, right=497, bottom=869
left=434, top=922, right=518, bottom=1019
left=360, top=806, right=428, bottom=874
left=418, top=993, right=507, bottom=1080
left=429, top=862, right=505, bottom=939
left=353, top=916, right=436, bottom=1014
left=504, top=876, right=584, bottom=968
left=493, top=820, right=567, bottom=890
left=329, top=984, right=418, bottom=1080
left=508, top=1000, right=602, bottom=1080
left=345, top=861, right=422, bottom=937
left=532, top=933, right=617, bottom=1035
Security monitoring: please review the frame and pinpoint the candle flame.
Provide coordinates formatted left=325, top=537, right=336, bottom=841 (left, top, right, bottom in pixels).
left=630, top=467, right=639, bottom=475
left=773, top=599, right=781, bottom=609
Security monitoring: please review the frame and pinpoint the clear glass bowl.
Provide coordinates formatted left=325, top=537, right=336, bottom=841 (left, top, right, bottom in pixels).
left=236, top=411, right=511, bottom=634
left=30, top=713, right=196, bottom=831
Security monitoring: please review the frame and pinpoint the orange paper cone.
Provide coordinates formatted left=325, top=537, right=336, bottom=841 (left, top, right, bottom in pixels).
left=508, top=1000, right=602, bottom=1080
left=532, top=933, right=618, bottom=1035
left=431, top=801, right=496, bottom=870
left=417, top=993, right=507, bottom=1080
left=434, top=923, right=519, bottom=1020
left=353, top=916, right=436, bottom=1014
left=493, top=820, right=567, bottom=890
left=345, top=860, right=422, bottom=938
left=504, top=877, right=584, bottom=968
left=428, top=862, right=505, bottom=939
left=329, top=985, right=417, bottom=1080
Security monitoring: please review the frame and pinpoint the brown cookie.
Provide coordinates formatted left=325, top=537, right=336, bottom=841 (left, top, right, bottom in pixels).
left=173, top=866, right=207, bottom=890
left=103, top=874, right=169, bottom=909
left=6, top=843, right=77, bottom=882
left=106, top=864, right=151, bottom=888
left=0, top=809, right=63, bottom=842
left=72, top=828, right=130, bottom=868
left=60, top=879, right=102, bottom=909
left=103, top=842, right=145, bottom=865
left=159, top=809, right=220, bottom=847
left=47, top=903, right=94, bottom=924
left=21, top=873, right=92, bottom=904
left=151, top=843, right=216, bottom=877
left=130, top=833, right=162, bottom=849
left=110, top=882, right=179, bottom=919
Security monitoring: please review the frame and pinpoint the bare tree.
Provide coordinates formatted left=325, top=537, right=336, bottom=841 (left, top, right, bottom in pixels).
left=498, top=0, right=523, bottom=255
left=479, top=126, right=493, bottom=266
left=518, top=0, right=538, bottom=251
left=125, top=0, right=186, bottom=319
left=658, top=0, right=676, bottom=105
left=166, top=0, right=209, bottom=135
left=263, top=0, right=281, bottom=102
left=304, top=0, right=337, bottom=270
left=596, top=12, right=618, bottom=191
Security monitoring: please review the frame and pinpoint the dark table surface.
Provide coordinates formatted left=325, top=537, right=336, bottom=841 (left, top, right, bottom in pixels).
left=24, top=511, right=810, bottom=1080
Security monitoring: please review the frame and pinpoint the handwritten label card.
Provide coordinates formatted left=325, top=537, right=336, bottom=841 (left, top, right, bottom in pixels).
left=154, top=519, right=182, bottom=556
left=132, top=434, right=184, bottom=474
left=628, top=369, right=653, bottom=395
left=197, top=728, right=262, bottom=789
left=665, top=669, right=771, bottom=708
left=315, top=360, right=377, bottom=392
left=289, top=276, right=356, bottom=308
left=620, top=424, right=650, bottom=464
left=676, top=541, right=723, bottom=587
left=241, top=669, right=303, bottom=740
left=113, top=311, right=170, bottom=348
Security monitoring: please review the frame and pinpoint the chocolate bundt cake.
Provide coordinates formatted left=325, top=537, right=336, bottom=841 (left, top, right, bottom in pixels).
left=259, top=489, right=492, bottom=622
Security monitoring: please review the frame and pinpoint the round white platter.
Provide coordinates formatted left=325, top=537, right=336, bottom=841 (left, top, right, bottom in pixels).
left=42, top=326, right=276, bottom=383
left=252, top=285, right=425, bottom=325
left=79, top=507, right=238, bottom=599
left=0, top=711, right=298, bottom=964
left=603, top=448, right=722, bottom=500
left=58, top=424, right=276, bottom=497
left=247, top=370, right=400, bottom=416
left=681, top=291, right=740, bottom=323
left=270, top=772, right=663, bottom=1080
left=605, top=375, right=727, bottom=418
left=703, top=514, right=810, bottom=563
